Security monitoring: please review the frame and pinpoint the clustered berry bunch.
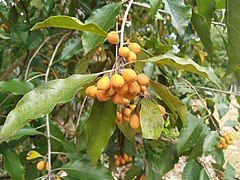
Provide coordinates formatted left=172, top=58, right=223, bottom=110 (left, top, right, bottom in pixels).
left=217, top=133, right=234, bottom=149
left=36, top=160, right=50, bottom=171
left=114, top=153, right=133, bottom=167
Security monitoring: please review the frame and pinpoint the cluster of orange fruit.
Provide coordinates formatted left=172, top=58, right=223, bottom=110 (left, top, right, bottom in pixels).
left=85, top=68, right=149, bottom=104
left=217, top=133, right=234, bottom=149
left=115, top=105, right=140, bottom=129
left=36, top=160, right=50, bottom=171
left=114, top=153, right=132, bottom=167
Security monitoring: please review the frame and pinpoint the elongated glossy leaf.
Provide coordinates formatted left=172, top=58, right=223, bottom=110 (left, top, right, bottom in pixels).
left=182, top=160, right=202, bottom=180
left=177, top=113, right=204, bottom=155
left=118, top=121, right=140, bottom=142
left=0, top=74, right=98, bottom=142
left=140, top=98, right=164, bottom=139
left=203, top=131, right=219, bottom=153
left=82, top=3, right=121, bottom=54
left=191, top=11, right=213, bottom=54
left=62, top=159, right=111, bottom=180
left=147, top=54, right=222, bottom=87
left=86, top=100, right=116, bottom=163
left=31, top=15, right=107, bottom=36
left=0, top=143, right=24, bottom=180
left=199, top=169, right=210, bottom=180
left=149, top=0, right=162, bottom=18
left=223, top=163, right=235, bottom=179
left=225, top=0, right=240, bottom=75
left=0, top=79, right=34, bottom=95
left=60, top=38, right=82, bottom=61
left=196, top=0, right=215, bottom=26
left=151, top=81, right=187, bottom=125
left=163, top=0, right=191, bottom=36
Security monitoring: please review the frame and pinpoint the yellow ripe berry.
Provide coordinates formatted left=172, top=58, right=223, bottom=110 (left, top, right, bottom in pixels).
left=122, top=98, right=130, bottom=105
left=107, top=84, right=116, bottom=96
left=128, top=156, right=133, bottom=162
left=114, top=154, right=118, bottom=159
left=115, top=118, right=123, bottom=125
left=119, top=47, right=130, bottom=57
left=227, top=140, right=233, bottom=145
left=111, top=74, right=125, bottom=88
left=222, top=143, right=228, bottom=149
left=130, top=114, right=140, bottom=129
left=123, top=115, right=130, bottom=122
left=223, top=134, right=230, bottom=142
left=36, top=160, right=46, bottom=171
left=123, top=108, right=132, bottom=117
left=115, top=158, right=120, bottom=167
left=128, top=81, right=141, bottom=95
left=123, top=153, right=129, bottom=162
left=115, top=83, right=128, bottom=94
left=97, top=76, right=111, bottom=90
left=137, top=74, right=149, bottom=86
left=96, top=90, right=109, bottom=101
left=112, top=93, right=124, bottom=104
left=126, top=51, right=137, bottom=62
left=56, top=177, right=62, bottom=180
left=227, top=133, right=234, bottom=141
left=121, top=69, right=137, bottom=83
left=45, top=162, right=51, bottom=170
left=124, top=92, right=135, bottom=100
left=140, top=86, right=147, bottom=92
left=158, top=105, right=166, bottom=116
left=129, top=104, right=136, bottom=111
left=128, top=43, right=141, bottom=54
left=219, top=137, right=225, bottom=144
left=85, top=85, right=98, bottom=97
left=107, top=31, right=119, bottom=44
left=120, top=158, right=126, bottom=165
left=116, top=112, right=123, bottom=121
left=217, top=143, right=223, bottom=149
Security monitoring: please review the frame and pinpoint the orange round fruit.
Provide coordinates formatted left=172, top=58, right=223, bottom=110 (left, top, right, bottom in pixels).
left=128, top=43, right=141, bottom=54
left=97, top=76, right=110, bottom=90
left=112, top=93, right=124, bottom=104
left=111, top=74, right=125, bottom=88
left=85, top=85, right=98, bottom=97
left=123, top=98, right=130, bottom=105
left=123, top=108, right=132, bottom=117
left=219, top=137, right=225, bottom=144
left=121, top=69, right=137, bottom=83
left=128, top=81, right=140, bottom=95
left=217, top=143, right=223, bottom=149
left=222, top=143, right=228, bottom=149
left=227, top=133, right=234, bottom=141
left=114, top=154, right=118, bottom=159
left=115, top=158, right=120, bottom=167
left=96, top=90, right=109, bottom=101
left=140, top=86, right=147, bottom=92
left=36, top=160, right=46, bottom=170
left=130, top=114, right=140, bottom=129
left=119, top=47, right=130, bottom=57
left=116, top=112, right=123, bottom=121
left=223, top=134, right=230, bottom=141
left=107, top=31, right=119, bottom=44
left=120, top=158, right=126, bottom=165
left=158, top=105, right=166, bottom=116
left=115, top=118, right=122, bottom=125
left=45, top=162, right=51, bottom=170
left=123, top=115, right=130, bottom=122
left=126, top=51, right=137, bottom=62
left=137, top=74, right=149, bottom=86
left=128, top=156, right=133, bottom=162
left=123, top=153, right=128, bottom=162
left=106, top=84, right=116, bottom=96
left=124, top=92, right=135, bottom=100
left=115, top=83, right=128, bottom=94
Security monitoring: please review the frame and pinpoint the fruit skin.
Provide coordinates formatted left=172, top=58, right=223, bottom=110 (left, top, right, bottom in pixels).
left=112, top=93, right=124, bottom=104
left=219, top=137, right=225, bottom=144
left=128, top=43, right=141, bottom=54
left=123, top=108, right=132, bottom=117
left=222, top=143, right=228, bottom=149
left=128, top=81, right=140, bottom=95
left=45, top=162, right=51, bottom=170
left=124, top=93, right=135, bottom=100
left=85, top=85, right=98, bottom=97
left=130, top=114, right=140, bottom=129
left=129, top=104, right=136, bottom=111
left=119, top=47, right=130, bottom=57
left=111, top=74, right=125, bottom=88
left=121, top=69, right=137, bottom=83
left=107, top=31, right=119, bottom=44
left=115, top=83, right=128, bottom=94
left=223, top=134, right=230, bottom=141
left=123, top=115, right=130, bottom=122
left=96, top=90, right=109, bottom=101
left=106, top=84, right=116, bottom=96
left=97, top=76, right=110, bottom=90
left=115, top=118, right=122, bottom=125
left=115, top=158, right=120, bottom=167
left=137, top=74, right=149, bottom=86
left=116, top=112, right=123, bottom=121
left=140, top=86, right=147, bottom=92
left=217, top=143, right=223, bottom=149
left=120, top=158, right=126, bottom=165
left=227, top=133, right=234, bottom=141
left=158, top=105, right=166, bottom=116
left=36, top=160, right=46, bottom=170
left=122, top=98, right=130, bottom=105
left=126, top=51, right=137, bottom=62
left=123, top=153, right=128, bottom=162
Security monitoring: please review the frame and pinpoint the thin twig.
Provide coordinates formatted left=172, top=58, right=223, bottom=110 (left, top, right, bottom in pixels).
left=76, top=96, right=88, bottom=128
left=132, top=1, right=169, bottom=15
left=26, top=74, right=46, bottom=82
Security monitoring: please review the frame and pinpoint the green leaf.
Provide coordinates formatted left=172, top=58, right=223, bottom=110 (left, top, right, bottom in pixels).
left=0, top=79, right=34, bottom=95
left=216, top=0, right=225, bottom=9
left=140, top=98, right=164, bottom=139
left=31, top=15, right=107, bottom=37
left=225, top=0, right=240, bottom=75
left=191, top=11, right=213, bottom=54
left=182, top=160, right=202, bottom=180
left=162, top=0, right=191, bottom=36
left=177, top=113, right=204, bottom=155
left=0, top=30, right=10, bottom=39
left=82, top=3, right=121, bottom=54
left=224, top=119, right=240, bottom=128
left=203, top=131, right=219, bottom=153
left=0, top=126, right=41, bottom=141
left=199, top=168, right=210, bottom=180
left=86, top=100, right=116, bottom=163
left=0, top=74, right=98, bottom=142
left=223, top=163, right=235, bottom=180
left=62, top=159, right=111, bottom=180
left=212, top=149, right=225, bottom=166
left=60, top=38, right=82, bottom=61
left=0, top=143, right=24, bottom=180
left=118, top=121, right=140, bottom=142
left=149, top=0, right=162, bottom=18
left=147, top=54, right=222, bottom=87
left=30, top=0, right=43, bottom=10
left=150, top=81, right=187, bottom=125
left=196, top=0, right=215, bottom=26
left=75, top=45, right=101, bottom=74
